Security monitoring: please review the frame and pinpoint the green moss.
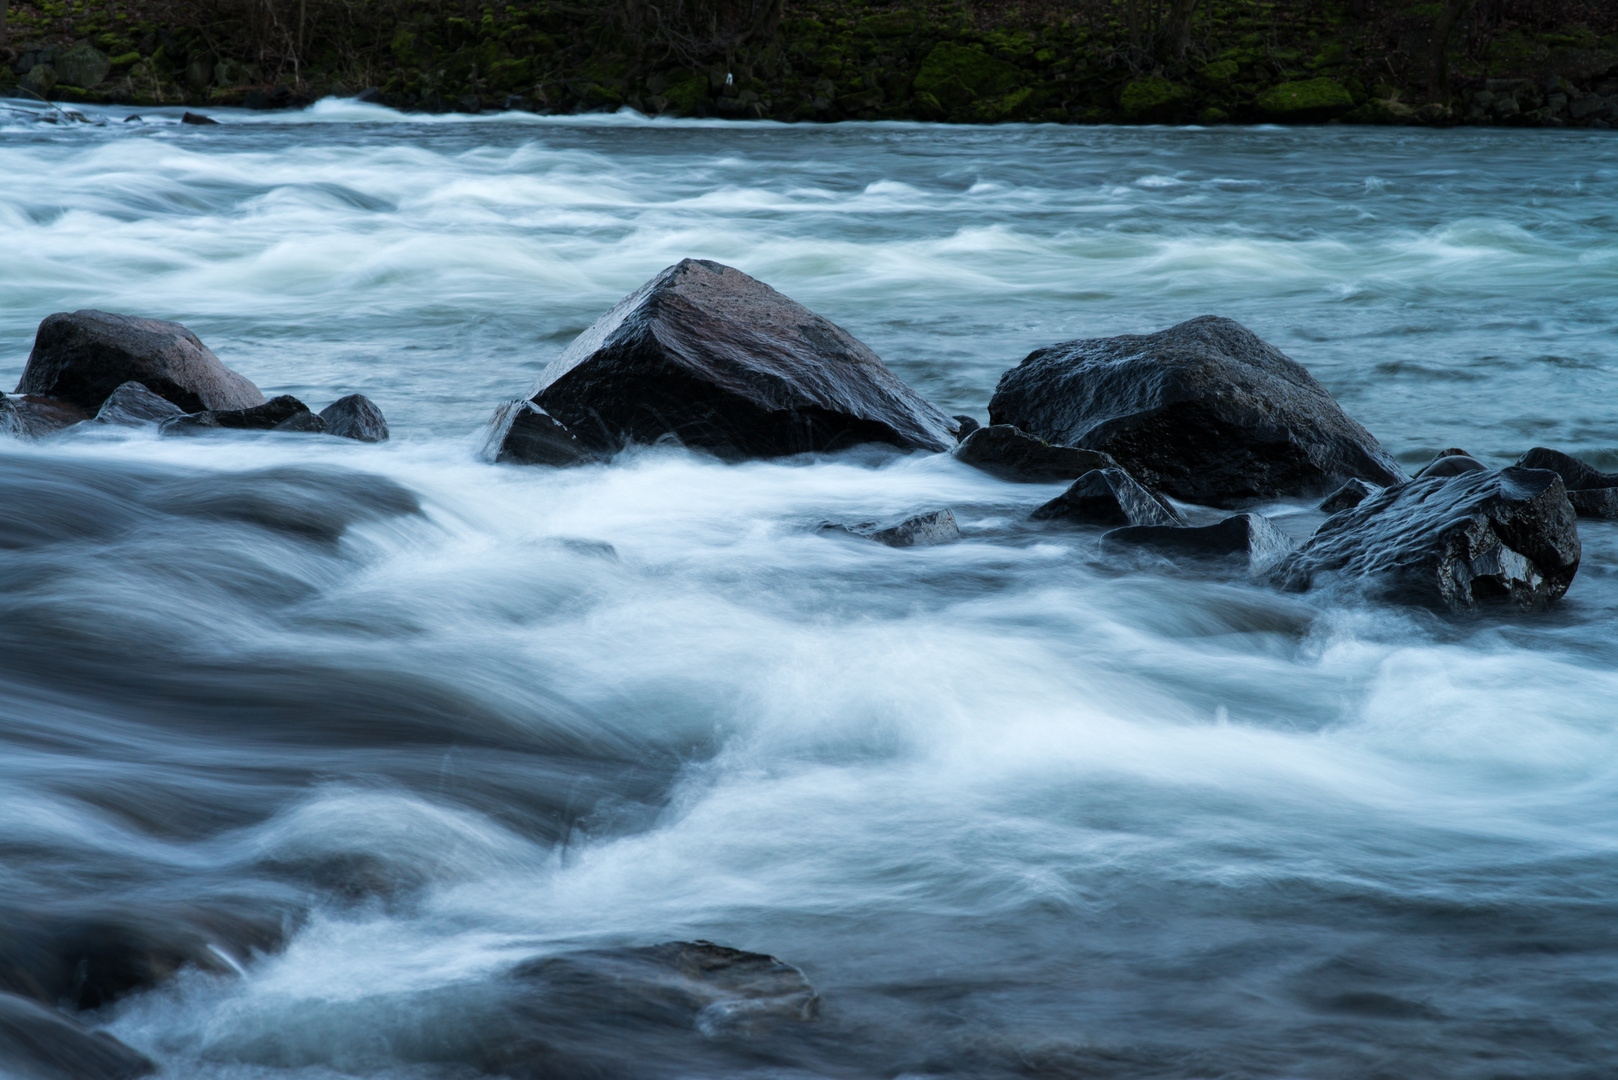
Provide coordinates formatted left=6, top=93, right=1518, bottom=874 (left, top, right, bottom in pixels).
left=913, top=41, right=1024, bottom=99
left=663, top=75, right=708, bottom=112
left=109, top=51, right=140, bottom=68
left=1120, top=77, right=1192, bottom=121
left=1199, top=59, right=1238, bottom=86
left=487, top=57, right=532, bottom=90
left=859, top=10, right=919, bottom=38
left=1255, top=77, right=1353, bottom=119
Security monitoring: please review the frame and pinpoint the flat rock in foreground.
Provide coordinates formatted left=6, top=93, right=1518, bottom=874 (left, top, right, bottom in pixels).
left=16, top=310, right=264, bottom=414
left=0, top=392, right=90, bottom=439
left=988, top=316, right=1405, bottom=507
left=1277, top=467, right=1579, bottom=611
left=483, top=260, right=956, bottom=463
left=953, top=424, right=1119, bottom=483
left=93, top=381, right=186, bottom=426
left=161, top=395, right=324, bottom=436
left=823, top=509, right=959, bottom=548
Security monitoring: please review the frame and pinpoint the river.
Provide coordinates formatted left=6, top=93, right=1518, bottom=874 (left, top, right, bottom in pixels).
left=3, top=100, right=1618, bottom=1079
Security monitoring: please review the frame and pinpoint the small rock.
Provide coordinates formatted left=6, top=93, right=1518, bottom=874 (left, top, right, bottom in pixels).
left=988, top=316, right=1405, bottom=507
left=1277, top=467, right=1579, bottom=611
left=952, top=414, right=981, bottom=443
left=20, top=63, right=57, bottom=96
left=481, top=400, right=599, bottom=466
left=1032, top=467, right=1184, bottom=527
left=1104, top=513, right=1295, bottom=576
left=481, top=259, right=955, bottom=463
left=1318, top=478, right=1380, bottom=514
left=161, top=395, right=324, bottom=436
left=180, top=111, right=219, bottom=125
left=1414, top=448, right=1487, bottom=479
left=93, top=381, right=186, bottom=426
left=318, top=394, right=389, bottom=442
left=1513, top=448, right=1618, bottom=520
left=824, top=509, right=960, bottom=548
left=1569, top=488, right=1618, bottom=519
left=0, top=392, right=90, bottom=439
left=16, top=310, right=264, bottom=414
left=0, top=991, right=155, bottom=1080
left=953, top=424, right=1119, bottom=483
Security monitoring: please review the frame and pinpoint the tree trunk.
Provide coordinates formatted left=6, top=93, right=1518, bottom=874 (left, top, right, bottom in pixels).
left=1163, top=0, right=1201, bottom=60
left=1429, top=0, right=1478, bottom=103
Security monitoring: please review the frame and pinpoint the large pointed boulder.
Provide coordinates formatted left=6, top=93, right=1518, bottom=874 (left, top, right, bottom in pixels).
left=1276, top=467, right=1580, bottom=612
left=16, top=310, right=264, bottom=415
left=482, top=260, right=956, bottom=463
left=987, top=316, right=1405, bottom=507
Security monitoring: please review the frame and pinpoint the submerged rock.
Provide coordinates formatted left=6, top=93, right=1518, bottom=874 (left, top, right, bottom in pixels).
left=1103, top=513, right=1295, bottom=576
left=824, top=509, right=960, bottom=548
left=162, top=395, right=325, bottom=436
left=987, top=316, right=1405, bottom=507
left=0, top=392, right=90, bottom=439
left=1514, top=447, right=1618, bottom=520
left=481, top=400, right=599, bottom=466
left=952, top=424, right=1118, bottom=483
left=952, top=415, right=981, bottom=442
left=1032, top=468, right=1184, bottom=528
left=318, top=394, right=389, bottom=442
left=1414, top=448, right=1488, bottom=479
left=0, top=992, right=154, bottom=1080
left=482, top=259, right=955, bottom=463
left=1277, top=467, right=1580, bottom=611
left=93, top=381, right=186, bottom=426
left=1318, top=478, right=1380, bottom=514
left=16, top=310, right=264, bottom=415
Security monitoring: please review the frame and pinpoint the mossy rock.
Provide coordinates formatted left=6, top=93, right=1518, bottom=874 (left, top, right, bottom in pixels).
left=486, top=57, right=532, bottom=91
left=109, top=51, right=141, bottom=68
left=911, top=90, right=947, bottom=120
left=914, top=42, right=1024, bottom=99
left=973, top=85, right=1036, bottom=122
left=663, top=75, right=708, bottom=113
left=1120, top=77, right=1193, bottom=121
left=860, top=10, right=920, bottom=38
left=1200, top=106, right=1229, bottom=124
left=1255, top=77, right=1353, bottom=120
left=1199, top=60, right=1239, bottom=87
left=1339, top=98, right=1418, bottom=125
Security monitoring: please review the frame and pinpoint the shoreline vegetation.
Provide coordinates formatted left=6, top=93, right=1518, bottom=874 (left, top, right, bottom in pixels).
left=2, top=0, right=1617, bottom=126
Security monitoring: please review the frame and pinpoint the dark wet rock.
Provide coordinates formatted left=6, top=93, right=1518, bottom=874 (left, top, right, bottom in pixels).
left=510, top=941, right=818, bottom=1032
left=480, top=400, right=599, bottom=466
left=16, top=310, right=264, bottom=415
left=1319, top=478, right=1380, bottom=515
left=952, top=415, right=980, bottom=442
left=952, top=424, right=1119, bottom=483
left=1515, top=446, right=1618, bottom=491
left=1104, top=513, right=1295, bottom=576
left=52, top=44, right=111, bottom=90
left=161, top=395, right=324, bottom=436
left=0, top=392, right=90, bottom=439
left=1414, top=448, right=1488, bottom=479
left=318, top=394, right=389, bottom=442
left=485, top=259, right=954, bottom=462
left=987, top=316, right=1405, bottom=507
left=1032, top=468, right=1184, bottom=528
left=1277, top=468, right=1580, bottom=612
left=180, top=111, right=220, bottom=125
left=824, top=509, right=960, bottom=548
left=1569, top=488, right=1618, bottom=520
left=0, top=904, right=290, bottom=1011
left=0, top=992, right=155, bottom=1080
left=92, top=381, right=186, bottom=426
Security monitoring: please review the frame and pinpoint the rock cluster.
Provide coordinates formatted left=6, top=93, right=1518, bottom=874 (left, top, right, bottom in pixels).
left=6, top=310, right=389, bottom=444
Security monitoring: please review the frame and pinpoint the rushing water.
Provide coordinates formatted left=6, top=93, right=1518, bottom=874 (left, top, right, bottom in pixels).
left=3, top=100, right=1618, bottom=1079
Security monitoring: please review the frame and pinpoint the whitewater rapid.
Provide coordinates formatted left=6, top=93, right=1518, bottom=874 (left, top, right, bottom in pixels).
left=2, top=101, right=1618, bottom=1079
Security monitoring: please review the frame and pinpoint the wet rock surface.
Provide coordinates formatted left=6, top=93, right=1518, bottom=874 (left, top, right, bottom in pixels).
left=318, top=394, right=390, bottom=442
left=1104, top=513, right=1295, bottom=576
left=1319, top=478, right=1380, bottom=514
left=0, top=393, right=90, bottom=439
left=1514, top=447, right=1618, bottom=519
left=162, top=395, right=324, bottom=436
left=1277, top=467, right=1580, bottom=611
left=480, top=400, right=600, bottom=466
left=1414, top=448, right=1488, bottom=479
left=92, top=381, right=186, bottom=426
left=1032, top=468, right=1184, bottom=528
left=486, top=259, right=955, bottom=462
left=952, top=423, right=1118, bottom=483
left=16, top=310, right=264, bottom=415
left=0, top=991, right=154, bottom=1080
left=825, top=509, right=960, bottom=548
left=987, top=316, right=1406, bottom=507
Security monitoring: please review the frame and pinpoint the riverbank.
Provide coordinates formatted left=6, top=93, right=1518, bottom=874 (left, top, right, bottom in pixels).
left=5, top=1, right=1618, bottom=128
